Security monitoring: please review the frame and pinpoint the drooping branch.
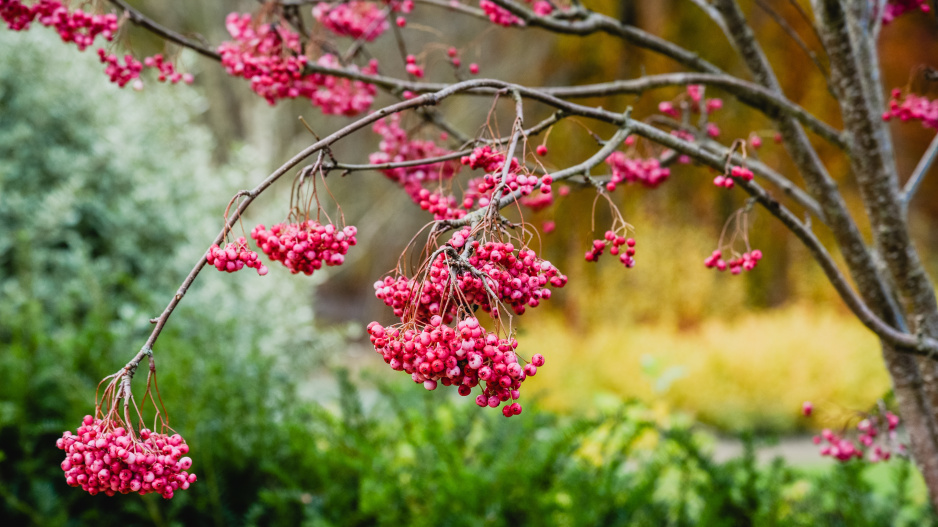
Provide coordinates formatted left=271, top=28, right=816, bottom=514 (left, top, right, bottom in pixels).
left=133, top=79, right=518, bottom=363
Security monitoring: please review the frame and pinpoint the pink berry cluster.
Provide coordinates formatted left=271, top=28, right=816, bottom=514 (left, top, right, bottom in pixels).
left=459, top=146, right=545, bottom=209
left=403, top=54, right=424, bottom=78
left=312, top=54, right=380, bottom=115
left=312, top=1, right=389, bottom=41
left=1, top=0, right=117, bottom=50
left=206, top=236, right=269, bottom=276
left=585, top=230, right=636, bottom=268
left=143, top=54, right=193, bottom=84
left=713, top=165, right=754, bottom=189
left=812, top=413, right=903, bottom=463
left=658, top=85, right=723, bottom=119
left=703, top=249, right=762, bottom=274
left=604, top=151, right=670, bottom=190
left=218, top=13, right=378, bottom=115
left=56, top=415, right=196, bottom=499
left=374, top=230, right=566, bottom=323
left=97, top=50, right=193, bottom=89
left=97, top=51, right=142, bottom=88
left=367, top=316, right=544, bottom=417
left=370, top=115, right=461, bottom=187
left=368, top=116, right=466, bottom=220
left=531, top=1, right=553, bottom=16
left=518, top=175, right=555, bottom=210
left=480, top=0, right=523, bottom=26
left=882, top=0, right=931, bottom=24
left=251, top=221, right=357, bottom=275
left=883, top=89, right=938, bottom=130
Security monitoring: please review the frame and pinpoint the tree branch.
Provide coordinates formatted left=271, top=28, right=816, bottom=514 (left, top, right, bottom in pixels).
left=903, top=133, right=938, bottom=210
left=106, top=0, right=221, bottom=60
left=626, top=118, right=937, bottom=356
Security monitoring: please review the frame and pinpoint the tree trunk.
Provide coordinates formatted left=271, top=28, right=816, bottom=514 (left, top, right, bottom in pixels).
left=882, top=342, right=938, bottom=511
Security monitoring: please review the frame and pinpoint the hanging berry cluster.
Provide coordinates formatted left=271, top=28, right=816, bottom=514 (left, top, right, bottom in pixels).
left=219, top=12, right=379, bottom=114
left=1, top=0, right=117, bottom=49
left=252, top=222, right=358, bottom=275
left=882, top=0, right=931, bottom=24
left=368, top=316, right=540, bottom=417
left=883, top=89, right=938, bottom=130
left=805, top=402, right=906, bottom=463
left=57, top=416, right=196, bottom=498
left=713, top=165, right=754, bottom=189
left=57, top=358, right=196, bottom=498
left=370, top=223, right=566, bottom=416
left=369, top=115, right=464, bottom=220
left=703, top=249, right=762, bottom=274
left=585, top=230, right=636, bottom=268
left=604, top=151, right=670, bottom=190
left=375, top=227, right=566, bottom=322
left=461, top=145, right=543, bottom=208
left=206, top=236, right=268, bottom=276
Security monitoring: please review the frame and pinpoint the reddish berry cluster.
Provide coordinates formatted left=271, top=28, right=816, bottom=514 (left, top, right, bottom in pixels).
left=98, top=51, right=142, bottom=88
left=312, top=1, right=389, bottom=42
left=404, top=54, right=424, bottom=78
left=883, top=89, right=938, bottom=130
left=813, top=412, right=903, bottom=463
left=1, top=0, right=117, bottom=50
left=370, top=114, right=461, bottom=188
left=312, top=54, right=380, bottom=116
left=532, top=1, right=553, bottom=16
left=480, top=0, right=523, bottom=26
left=251, top=222, right=357, bottom=275
left=218, top=13, right=378, bottom=114
left=206, top=236, right=268, bottom=276
left=374, top=230, right=566, bottom=323
left=882, top=0, right=931, bottom=24
left=460, top=146, right=542, bottom=209
left=97, top=50, right=192, bottom=89
left=367, top=317, right=543, bottom=417
left=604, top=151, right=670, bottom=190
left=704, top=249, right=762, bottom=274
left=369, top=115, right=466, bottom=219
left=143, top=54, right=193, bottom=85
left=56, top=416, right=196, bottom=499
left=518, top=175, right=555, bottom=210
left=713, top=166, right=754, bottom=189
left=749, top=134, right=763, bottom=149
left=658, top=85, right=723, bottom=119
left=585, top=231, right=636, bottom=268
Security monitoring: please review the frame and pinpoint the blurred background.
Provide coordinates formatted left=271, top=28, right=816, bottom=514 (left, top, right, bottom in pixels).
left=2, top=0, right=938, bottom=524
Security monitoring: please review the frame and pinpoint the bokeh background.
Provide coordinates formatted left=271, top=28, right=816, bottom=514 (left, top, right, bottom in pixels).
left=3, top=1, right=938, bottom=524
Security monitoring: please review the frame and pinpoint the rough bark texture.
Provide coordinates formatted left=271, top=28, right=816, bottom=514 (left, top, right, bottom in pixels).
left=814, top=0, right=938, bottom=510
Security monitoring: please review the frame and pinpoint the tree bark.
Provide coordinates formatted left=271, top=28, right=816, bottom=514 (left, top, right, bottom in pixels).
left=882, top=342, right=938, bottom=511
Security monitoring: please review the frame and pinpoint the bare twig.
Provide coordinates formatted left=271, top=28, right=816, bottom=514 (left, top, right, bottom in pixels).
left=903, top=133, right=938, bottom=211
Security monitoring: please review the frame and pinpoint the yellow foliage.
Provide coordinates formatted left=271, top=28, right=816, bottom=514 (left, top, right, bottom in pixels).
left=520, top=303, right=890, bottom=433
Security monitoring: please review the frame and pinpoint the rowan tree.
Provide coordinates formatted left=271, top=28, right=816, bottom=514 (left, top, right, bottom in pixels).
left=5, top=0, right=938, bottom=510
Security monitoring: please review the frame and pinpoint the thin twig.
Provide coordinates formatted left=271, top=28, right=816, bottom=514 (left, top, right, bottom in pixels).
left=903, top=133, right=938, bottom=211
